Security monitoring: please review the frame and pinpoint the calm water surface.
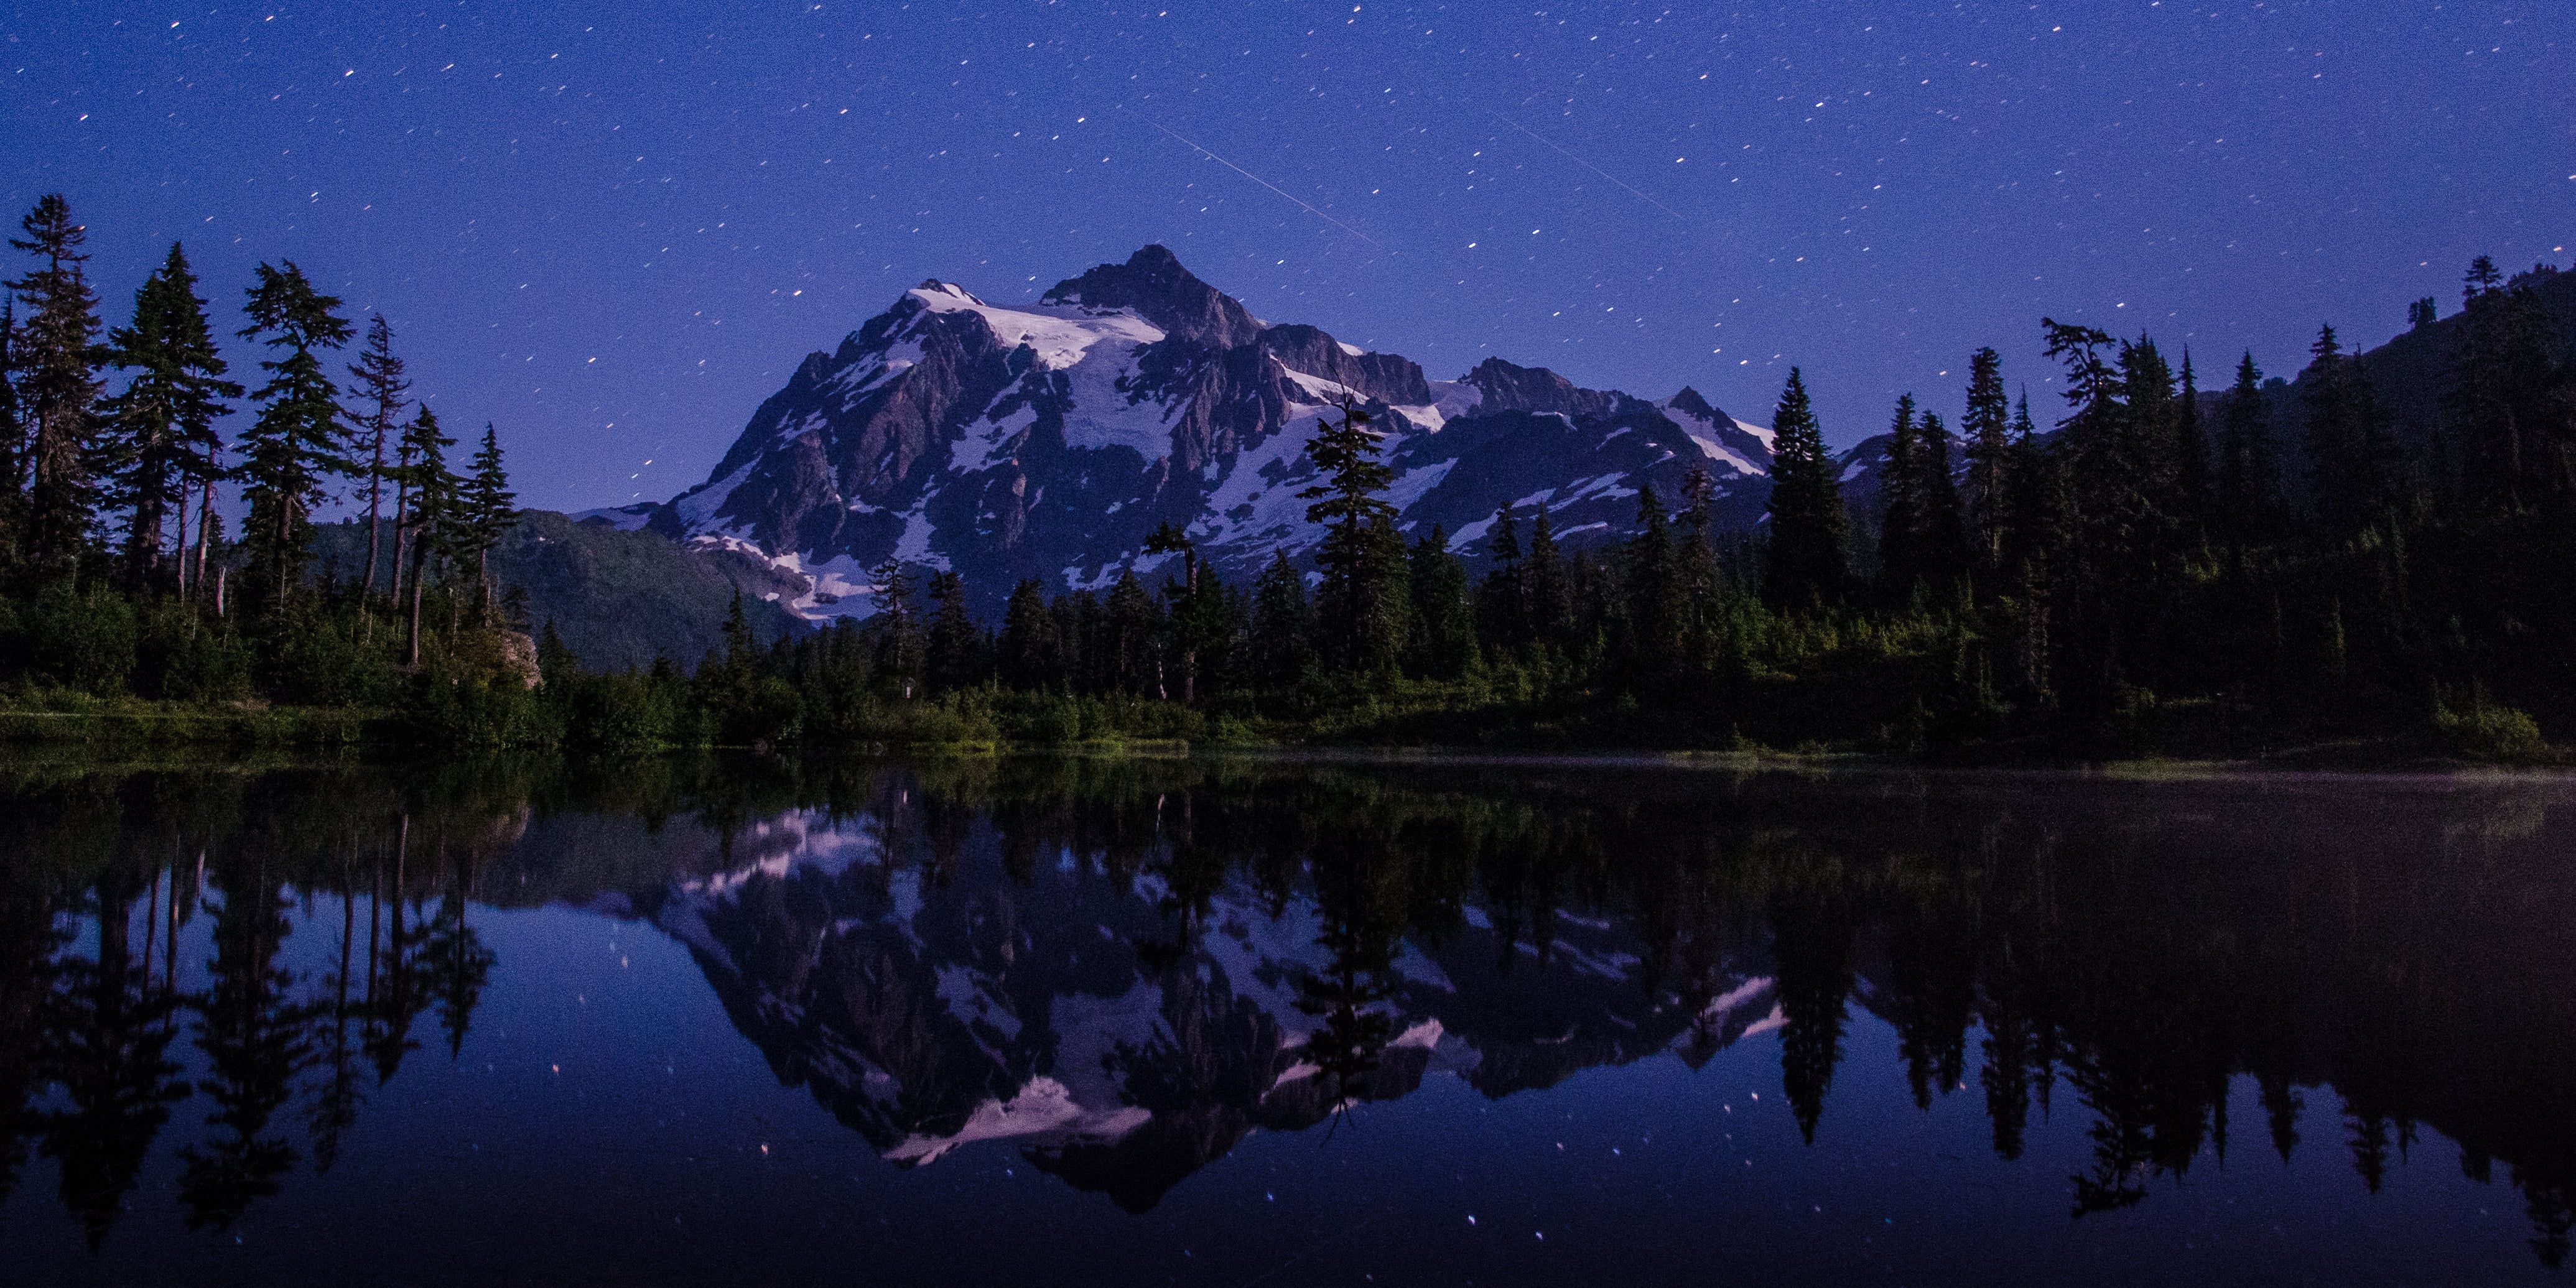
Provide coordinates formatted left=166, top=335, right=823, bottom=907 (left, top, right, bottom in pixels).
left=1, top=754, right=2570, bottom=1286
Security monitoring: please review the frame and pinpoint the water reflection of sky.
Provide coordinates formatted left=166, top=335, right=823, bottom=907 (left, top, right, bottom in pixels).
left=2, top=761, right=2569, bottom=1285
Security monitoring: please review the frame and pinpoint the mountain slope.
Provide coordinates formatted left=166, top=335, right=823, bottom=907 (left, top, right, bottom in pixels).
left=597, top=246, right=1777, bottom=618
left=310, top=511, right=804, bottom=669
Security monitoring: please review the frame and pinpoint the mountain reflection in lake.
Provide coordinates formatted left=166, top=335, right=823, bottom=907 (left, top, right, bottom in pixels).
left=1, top=754, right=2570, bottom=1286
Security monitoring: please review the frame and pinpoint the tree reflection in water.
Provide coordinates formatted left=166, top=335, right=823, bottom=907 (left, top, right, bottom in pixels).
left=0, top=756, right=2567, bottom=1269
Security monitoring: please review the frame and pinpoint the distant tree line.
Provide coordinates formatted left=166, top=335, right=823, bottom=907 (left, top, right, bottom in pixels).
left=0, top=193, right=527, bottom=714
left=667, top=254, right=2574, bottom=757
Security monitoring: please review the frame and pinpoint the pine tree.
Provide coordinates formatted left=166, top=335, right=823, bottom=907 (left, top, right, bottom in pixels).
left=1622, top=488, right=1679, bottom=674
left=2463, top=254, right=2503, bottom=299
left=1675, top=467, right=1723, bottom=654
left=2447, top=256, right=2568, bottom=518
left=2042, top=320, right=2146, bottom=711
left=924, top=570, right=980, bottom=692
left=1523, top=508, right=1571, bottom=648
left=998, top=578, right=1063, bottom=689
left=398, top=407, right=458, bottom=667
left=1916, top=411, right=1969, bottom=591
left=720, top=589, right=756, bottom=678
left=101, top=244, right=238, bottom=593
left=235, top=261, right=354, bottom=614
left=870, top=556, right=919, bottom=697
left=1104, top=568, right=1166, bottom=696
left=2175, top=350, right=2210, bottom=534
left=1356, top=517, right=1415, bottom=677
left=458, top=423, right=516, bottom=617
left=1407, top=526, right=1475, bottom=679
left=1963, top=347, right=2014, bottom=581
left=1146, top=521, right=1227, bottom=703
left=1876, top=394, right=1923, bottom=600
left=1762, top=368, right=1848, bottom=611
left=1474, top=503, right=1527, bottom=650
left=2116, top=336, right=2186, bottom=583
left=1299, top=400, right=1398, bottom=670
left=2001, top=391, right=2062, bottom=705
left=1250, top=550, right=1313, bottom=689
left=169, top=249, right=236, bottom=603
left=7, top=194, right=106, bottom=577
left=0, top=302, right=22, bottom=562
left=2300, top=324, right=2394, bottom=538
left=344, top=316, right=409, bottom=598
left=2215, top=353, right=2282, bottom=548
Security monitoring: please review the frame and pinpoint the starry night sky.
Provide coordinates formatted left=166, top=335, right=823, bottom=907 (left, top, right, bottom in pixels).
left=7, top=1, right=2572, bottom=513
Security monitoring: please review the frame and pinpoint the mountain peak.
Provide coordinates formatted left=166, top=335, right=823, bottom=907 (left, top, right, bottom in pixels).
left=1462, top=356, right=1620, bottom=421
left=1667, top=386, right=1717, bottom=421
left=651, top=248, right=1781, bottom=622
left=1041, top=244, right=1263, bottom=348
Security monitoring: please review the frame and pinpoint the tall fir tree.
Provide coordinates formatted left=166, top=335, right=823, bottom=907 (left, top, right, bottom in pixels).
left=100, top=244, right=237, bottom=593
left=0, top=302, right=22, bottom=562
left=1675, top=466, right=1724, bottom=653
left=2001, top=391, right=2062, bottom=705
left=458, top=423, right=516, bottom=616
left=2175, top=350, right=2211, bottom=535
left=398, top=406, right=458, bottom=667
left=2446, top=256, right=2569, bottom=518
left=235, top=261, right=354, bottom=614
left=1104, top=568, right=1166, bottom=696
left=2215, top=353, right=2282, bottom=548
left=998, top=578, right=1063, bottom=690
left=343, top=316, right=409, bottom=598
left=2300, top=324, right=2395, bottom=539
left=1298, top=399, right=1398, bottom=671
left=1762, top=368, right=1849, bottom=611
left=7, top=195, right=106, bottom=578
left=1475, top=502, right=1527, bottom=651
left=870, top=556, right=920, bottom=697
left=1523, top=507, right=1571, bottom=649
left=1250, top=550, right=1313, bottom=689
left=1915, top=411, right=1969, bottom=591
left=1146, top=521, right=1227, bottom=703
left=1408, top=526, right=1476, bottom=679
left=2041, top=320, right=2144, bottom=711
left=1876, top=394, right=1923, bottom=600
left=1622, top=488, right=1680, bottom=674
left=924, top=570, right=980, bottom=692
left=1963, top=346, right=2014, bottom=582
left=2116, top=336, right=2187, bottom=587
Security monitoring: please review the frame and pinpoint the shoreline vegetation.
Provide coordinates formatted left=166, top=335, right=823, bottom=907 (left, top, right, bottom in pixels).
left=0, top=687, right=2561, bottom=772
left=2, top=194, right=2574, bottom=769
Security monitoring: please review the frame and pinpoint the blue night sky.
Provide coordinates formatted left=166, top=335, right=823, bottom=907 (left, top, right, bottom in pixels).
left=6, top=1, right=2571, bottom=513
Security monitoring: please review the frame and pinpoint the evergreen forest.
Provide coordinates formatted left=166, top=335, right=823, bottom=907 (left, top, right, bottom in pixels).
left=4, top=192, right=2574, bottom=761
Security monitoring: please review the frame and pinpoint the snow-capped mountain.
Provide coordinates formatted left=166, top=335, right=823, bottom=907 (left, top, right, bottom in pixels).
left=636, top=806, right=1777, bottom=1212
left=585, top=246, right=1777, bottom=619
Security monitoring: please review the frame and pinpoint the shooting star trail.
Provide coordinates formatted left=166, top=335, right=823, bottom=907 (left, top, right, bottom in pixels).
left=1123, top=109, right=1380, bottom=246
left=1490, top=112, right=1690, bottom=223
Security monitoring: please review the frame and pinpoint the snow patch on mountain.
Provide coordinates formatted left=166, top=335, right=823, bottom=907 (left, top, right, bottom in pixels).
left=883, top=1077, right=1151, bottom=1167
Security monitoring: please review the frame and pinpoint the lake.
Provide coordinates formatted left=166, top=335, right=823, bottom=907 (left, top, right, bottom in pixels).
left=1, top=753, right=2570, bottom=1286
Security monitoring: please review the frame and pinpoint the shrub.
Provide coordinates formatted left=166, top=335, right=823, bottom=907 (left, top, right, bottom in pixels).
left=134, top=599, right=253, bottom=702
left=0, top=581, right=138, bottom=695
left=2435, top=702, right=2548, bottom=759
left=395, top=670, right=563, bottom=748
left=263, top=608, right=401, bottom=707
